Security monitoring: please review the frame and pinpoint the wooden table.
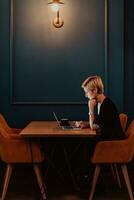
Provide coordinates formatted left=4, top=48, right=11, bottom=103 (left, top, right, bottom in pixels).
left=20, top=121, right=96, bottom=189
left=20, top=121, right=96, bottom=137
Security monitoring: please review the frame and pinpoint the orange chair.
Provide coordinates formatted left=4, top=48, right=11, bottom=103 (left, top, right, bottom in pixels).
left=110, top=113, right=128, bottom=187
left=119, top=113, right=128, bottom=132
left=0, top=123, right=46, bottom=200
left=89, top=120, right=134, bottom=200
left=0, top=114, right=22, bottom=134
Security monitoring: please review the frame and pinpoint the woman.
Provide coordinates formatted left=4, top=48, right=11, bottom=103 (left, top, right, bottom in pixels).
left=75, top=76, right=125, bottom=189
left=78, top=75, right=125, bottom=140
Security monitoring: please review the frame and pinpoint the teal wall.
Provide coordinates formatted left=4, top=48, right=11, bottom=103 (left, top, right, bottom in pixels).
left=124, top=0, right=134, bottom=120
left=0, top=0, right=132, bottom=127
left=10, top=0, right=105, bottom=104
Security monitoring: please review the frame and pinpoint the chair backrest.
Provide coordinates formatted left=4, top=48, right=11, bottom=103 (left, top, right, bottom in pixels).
left=0, top=114, right=12, bottom=134
left=0, top=122, right=44, bottom=163
left=119, top=113, right=128, bottom=132
left=126, top=120, right=134, bottom=138
left=126, top=120, right=134, bottom=160
left=0, top=122, right=11, bottom=139
left=92, top=120, right=134, bottom=163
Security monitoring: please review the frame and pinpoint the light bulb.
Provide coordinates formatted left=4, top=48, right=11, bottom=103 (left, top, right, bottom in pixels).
left=51, top=3, right=60, bottom=12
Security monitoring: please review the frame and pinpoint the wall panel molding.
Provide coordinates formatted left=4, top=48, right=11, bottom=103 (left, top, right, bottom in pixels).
left=10, top=0, right=109, bottom=105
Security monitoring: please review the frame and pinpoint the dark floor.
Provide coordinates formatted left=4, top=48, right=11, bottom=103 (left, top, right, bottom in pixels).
left=0, top=163, right=133, bottom=200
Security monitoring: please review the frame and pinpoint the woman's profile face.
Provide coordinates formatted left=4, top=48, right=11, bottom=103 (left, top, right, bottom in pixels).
left=84, top=87, right=97, bottom=99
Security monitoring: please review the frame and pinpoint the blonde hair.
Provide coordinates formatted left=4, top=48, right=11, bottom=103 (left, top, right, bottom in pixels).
left=81, top=75, right=104, bottom=94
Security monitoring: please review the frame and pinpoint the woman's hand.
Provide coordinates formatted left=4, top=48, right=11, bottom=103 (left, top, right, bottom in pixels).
left=88, top=98, right=97, bottom=114
left=88, top=99, right=97, bottom=129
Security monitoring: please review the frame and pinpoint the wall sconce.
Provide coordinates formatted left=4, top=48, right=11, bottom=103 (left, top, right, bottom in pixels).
left=48, top=0, right=64, bottom=28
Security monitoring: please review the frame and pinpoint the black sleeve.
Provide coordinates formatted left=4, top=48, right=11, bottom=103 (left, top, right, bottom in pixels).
left=94, top=98, right=124, bottom=140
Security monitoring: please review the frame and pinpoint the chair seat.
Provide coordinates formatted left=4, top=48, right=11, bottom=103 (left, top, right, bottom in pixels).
left=91, top=138, right=133, bottom=163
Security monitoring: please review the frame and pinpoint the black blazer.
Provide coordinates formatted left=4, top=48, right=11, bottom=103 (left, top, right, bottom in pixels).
left=94, top=97, right=125, bottom=140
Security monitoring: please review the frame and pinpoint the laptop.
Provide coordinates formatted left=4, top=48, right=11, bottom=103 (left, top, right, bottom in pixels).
left=53, top=112, right=82, bottom=130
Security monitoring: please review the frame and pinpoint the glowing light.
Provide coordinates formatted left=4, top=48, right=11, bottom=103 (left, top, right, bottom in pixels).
left=51, top=3, right=60, bottom=12
left=48, top=0, right=64, bottom=28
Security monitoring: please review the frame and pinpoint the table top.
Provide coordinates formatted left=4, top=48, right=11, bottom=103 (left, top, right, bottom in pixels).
left=20, top=121, right=96, bottom=138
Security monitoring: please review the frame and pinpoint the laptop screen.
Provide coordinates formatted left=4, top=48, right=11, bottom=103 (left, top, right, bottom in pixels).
left=53, top=112, right=62, bottom=128
left=53, top=112, right=82, bottom=130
